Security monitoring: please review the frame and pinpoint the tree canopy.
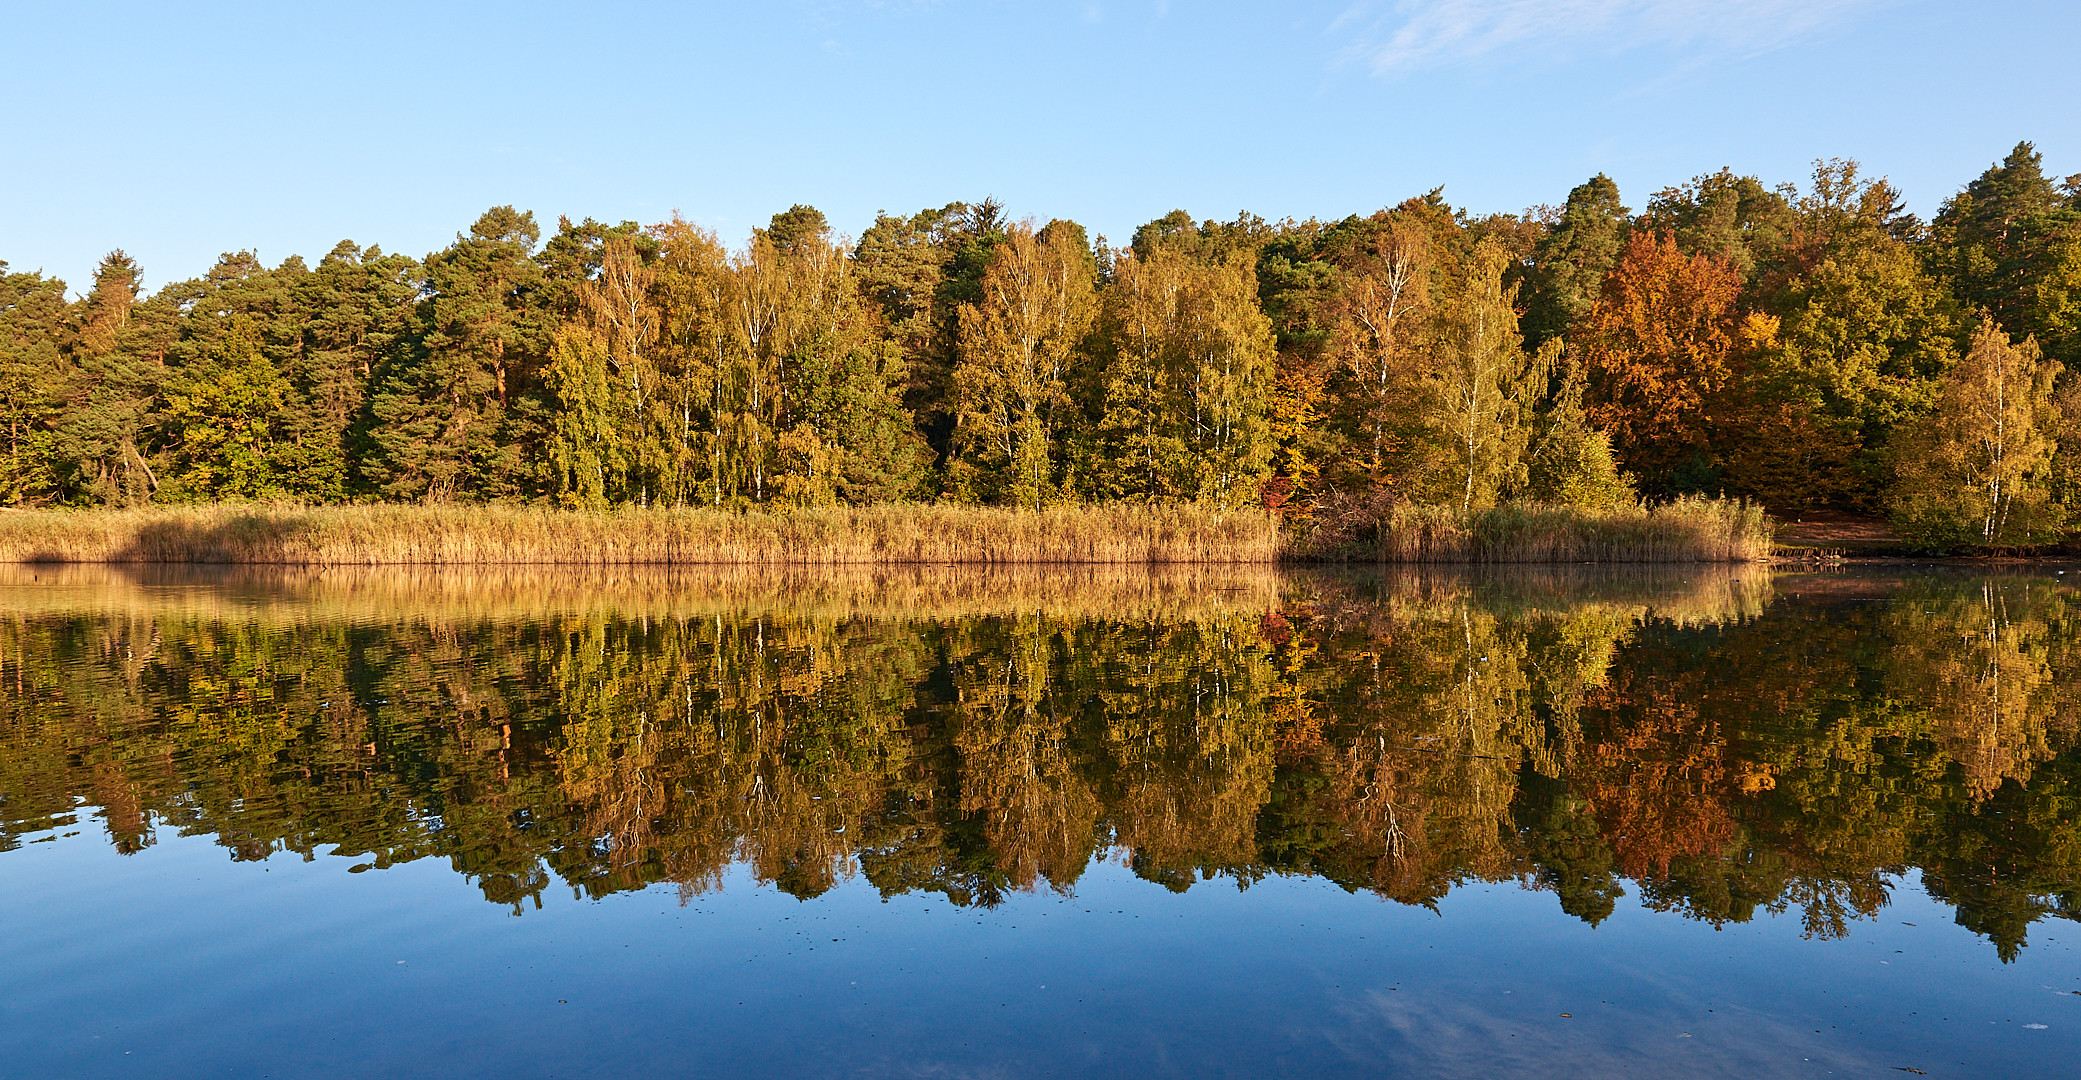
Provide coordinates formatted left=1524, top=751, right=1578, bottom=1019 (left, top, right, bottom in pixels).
left=5, top=143, right=2080, bottom=545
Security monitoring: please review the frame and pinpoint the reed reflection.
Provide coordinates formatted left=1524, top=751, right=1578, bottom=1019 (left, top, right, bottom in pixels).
left=0, top=565, right=2074, bottom=960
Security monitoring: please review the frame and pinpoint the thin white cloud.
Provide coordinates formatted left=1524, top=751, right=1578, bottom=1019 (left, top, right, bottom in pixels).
left=1343, top=0, right=1885, bottom=74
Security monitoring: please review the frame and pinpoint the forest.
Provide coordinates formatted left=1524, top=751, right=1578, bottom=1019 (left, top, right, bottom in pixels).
left=3, top=143, right=2078, bottom=547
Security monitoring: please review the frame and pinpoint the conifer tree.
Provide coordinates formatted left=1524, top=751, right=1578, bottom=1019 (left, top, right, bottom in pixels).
left=1640, top=169, right=1796, bottom=284
left=1522, top=174, right=1629, bottom=350
left=1932, top=142, right=2081, bottom=367
left=1522, top=341, right=1634, bottom=508
left=366, top=207, right=549, bottom=501
left=294, top=241, right=421, bottom=500
left=0, top=262, right=69, bottom=503
left=853, top=205, right=962, bottom=433
left=52, top=251, right=159, bottom=505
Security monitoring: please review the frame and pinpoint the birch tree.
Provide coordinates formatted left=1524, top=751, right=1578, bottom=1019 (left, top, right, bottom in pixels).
left=1094, top=247, right=1275, bottom=505
left=1329, top=216, right=1431, bottom=487
left=949, top=221, right=1097, bottom=506
left=1890, top=319, right=2064, bottom=545
left=1425, top=239, right=1537, bottom=511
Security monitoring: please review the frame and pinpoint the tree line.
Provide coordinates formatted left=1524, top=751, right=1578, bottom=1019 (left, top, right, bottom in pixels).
left=3, top=143, right=2079, bottom=544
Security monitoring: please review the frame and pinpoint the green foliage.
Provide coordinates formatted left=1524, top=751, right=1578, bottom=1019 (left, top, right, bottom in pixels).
left=367, top=206, right=550, bottom=502
left=1521, top=173, right=1629, bottom=350
left=1089, top=245, right=1276, bottom=506
left=1522, top=343, right=1635, bottom=508
left=1640, top=167, right=1797, bottom=284
left=1889, top=320, right=2065, bottom=546
left=1930, top=142, right=2081, bottom=366
left=1424, top=238, right=1538, bottom=510
left=1, top=145, right=2076, bottom=540
left=948, top=221, right=1097, bottom=506
left=1722, top=160, right=1961, bottom=510
left=159, top=320, right=295, bottom=499
left=0, top=261, right=70, bottom=503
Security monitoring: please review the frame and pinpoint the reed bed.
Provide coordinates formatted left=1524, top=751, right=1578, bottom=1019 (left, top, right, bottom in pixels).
left=1294, top=496, right=1774, bottom=564
left=0, top=503, right=1280, bottom=566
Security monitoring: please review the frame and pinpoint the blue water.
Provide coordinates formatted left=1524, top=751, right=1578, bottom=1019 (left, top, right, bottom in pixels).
left=2, top=566, right=2078, bottom=1077
left=4, top=823, right=2072, bottom=1078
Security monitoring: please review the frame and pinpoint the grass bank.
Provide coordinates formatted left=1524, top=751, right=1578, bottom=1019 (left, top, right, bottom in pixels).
left=1290, top=496, right=1773, bottom=563
left=0, top=503, right=1280, bottom=566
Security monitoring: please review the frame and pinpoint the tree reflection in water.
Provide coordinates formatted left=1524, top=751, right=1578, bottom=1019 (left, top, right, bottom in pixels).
left=1, top=564, right=2074, bottom=961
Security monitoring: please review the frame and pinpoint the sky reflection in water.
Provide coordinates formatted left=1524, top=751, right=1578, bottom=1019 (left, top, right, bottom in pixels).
left=1, top=564, right=2076, bottom=1078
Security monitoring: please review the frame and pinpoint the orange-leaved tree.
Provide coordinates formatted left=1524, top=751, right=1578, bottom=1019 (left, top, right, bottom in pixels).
left=1577, top=231, right=1744, bottom=495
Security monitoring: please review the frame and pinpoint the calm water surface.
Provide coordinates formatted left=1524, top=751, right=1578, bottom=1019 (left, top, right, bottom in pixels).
left=1, top=564, right=2077, bottom=1078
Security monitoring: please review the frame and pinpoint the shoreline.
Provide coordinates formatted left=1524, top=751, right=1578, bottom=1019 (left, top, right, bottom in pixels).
left=0, top=500, right=1785, bottom=566
left=0, top=503, right=1281, bottom=567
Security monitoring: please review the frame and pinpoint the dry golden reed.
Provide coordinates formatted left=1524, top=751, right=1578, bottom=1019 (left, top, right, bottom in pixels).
left=0, top=503, right=1280, bottom=566
left=1296, top=497, right=1774, bottom=564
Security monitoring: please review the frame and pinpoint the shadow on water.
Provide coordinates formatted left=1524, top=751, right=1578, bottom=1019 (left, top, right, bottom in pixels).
left=0, top=562, right=2074, bottom=960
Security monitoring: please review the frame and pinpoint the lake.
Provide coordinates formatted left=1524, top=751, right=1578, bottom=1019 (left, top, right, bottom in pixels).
left=1, top=564, right=2076, bottom=1078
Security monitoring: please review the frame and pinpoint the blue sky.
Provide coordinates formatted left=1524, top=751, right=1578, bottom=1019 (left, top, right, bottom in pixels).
left=4, top=1, right=2076, bottom=294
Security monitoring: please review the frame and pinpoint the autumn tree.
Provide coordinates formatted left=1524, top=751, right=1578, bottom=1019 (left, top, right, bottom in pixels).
left=1423, top=238, right=1539, bottom=510
left=546, top=231, right=656, bottom=507
left=1325, top=213, right=1433, bottom=492
left=947, top=220, right=1097, bottom=506
left=1578, top=231, right=1746, bottom=495
left=1719, top=160, right=1960, bottom=511
left=649, top=217, right=737, bottom=505
left=1889, top=320, right=2065, bottom=545
left=1090, top=245, right=1276, bottom=504
left=643, top=210, right=926, bottom=508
